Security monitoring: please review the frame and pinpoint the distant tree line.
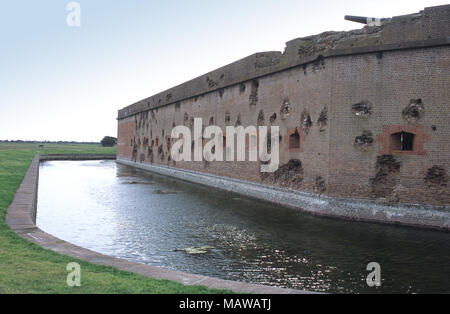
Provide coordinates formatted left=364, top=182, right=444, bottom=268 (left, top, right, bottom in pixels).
left=0, top=137, right=117, bottom=147
left=0, top=140, right=100, bottom=144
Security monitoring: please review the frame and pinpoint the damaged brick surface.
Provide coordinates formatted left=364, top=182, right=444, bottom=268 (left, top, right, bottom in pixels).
left=425, top=166, right=448, bottom=187
left=262, top=159, right=304, bottom=190
left=280, top=100, right=292, bottom=120
left=225, top=112, right=231, bottom=124
left=269, top=113, right=277, bottom=124
left=317, top=106, right=328, bottom=132
left=291, top=27, right=382, bottom=60
left=300, top=110, right=313, bottom=135
left=402, top=99, right=425, bottom=122
left=352, top=101, right=372, bottom=117
left=354, top=131, right=374, bottom=151
left=235, top=114, right=242, bottom=127
left=249, top=80, right=259, bottom=107
left=257, top=110, right=265, bottom=126
left=370, top=155, right=401, bottom=200
left=314, top=176, right=327, bottom=194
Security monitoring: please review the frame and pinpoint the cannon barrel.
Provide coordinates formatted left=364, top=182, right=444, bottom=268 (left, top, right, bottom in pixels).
left=345, top=15, right=369, bottom=24
left=345, top=15, right=390, bottom=26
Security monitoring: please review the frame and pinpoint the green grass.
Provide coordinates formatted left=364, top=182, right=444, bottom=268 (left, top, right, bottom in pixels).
left=0, top=143, right=231, bottom=294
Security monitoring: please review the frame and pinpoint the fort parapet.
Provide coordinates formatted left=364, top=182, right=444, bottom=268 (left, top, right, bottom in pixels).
left=117, top=5, right=450, bottom=229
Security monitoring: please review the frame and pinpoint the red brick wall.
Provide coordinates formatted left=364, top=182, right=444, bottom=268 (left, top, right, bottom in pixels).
left=118, top=46, right=449, bottom=206
left=328, top=47, right=449, bottom=205
left=117, top=117, right=135, bottom=160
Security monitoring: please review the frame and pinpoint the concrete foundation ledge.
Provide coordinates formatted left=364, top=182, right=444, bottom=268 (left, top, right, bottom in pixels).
left=117, top=158, right=450, bottom=231
left=6, top=154, right=313, bottom=294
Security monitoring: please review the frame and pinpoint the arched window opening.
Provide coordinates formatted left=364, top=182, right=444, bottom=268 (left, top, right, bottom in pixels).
left=390, top=132, right=415, bottom=151
left=289, top=130, right=300, bottom=149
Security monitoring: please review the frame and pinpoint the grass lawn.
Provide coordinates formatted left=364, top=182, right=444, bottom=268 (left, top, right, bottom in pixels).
left=0, top=143, right=230, bottom=294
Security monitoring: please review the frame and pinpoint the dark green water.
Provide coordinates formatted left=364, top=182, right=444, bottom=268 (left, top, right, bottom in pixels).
left=37, top=160, right=450, bottom=293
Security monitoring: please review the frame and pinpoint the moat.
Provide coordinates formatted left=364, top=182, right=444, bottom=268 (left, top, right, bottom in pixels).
left=37, top=160, right=450, bottom=293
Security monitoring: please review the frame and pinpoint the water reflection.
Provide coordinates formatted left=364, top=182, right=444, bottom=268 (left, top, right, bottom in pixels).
left=37, top=160, right=450, bottom=293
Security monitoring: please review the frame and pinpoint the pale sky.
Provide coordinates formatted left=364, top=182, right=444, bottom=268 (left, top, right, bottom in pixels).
left=0, top=0, right=448, bottom=142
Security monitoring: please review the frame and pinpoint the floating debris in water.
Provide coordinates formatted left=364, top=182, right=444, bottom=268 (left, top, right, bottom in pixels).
left=173, top=246, right=215, bottom=255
